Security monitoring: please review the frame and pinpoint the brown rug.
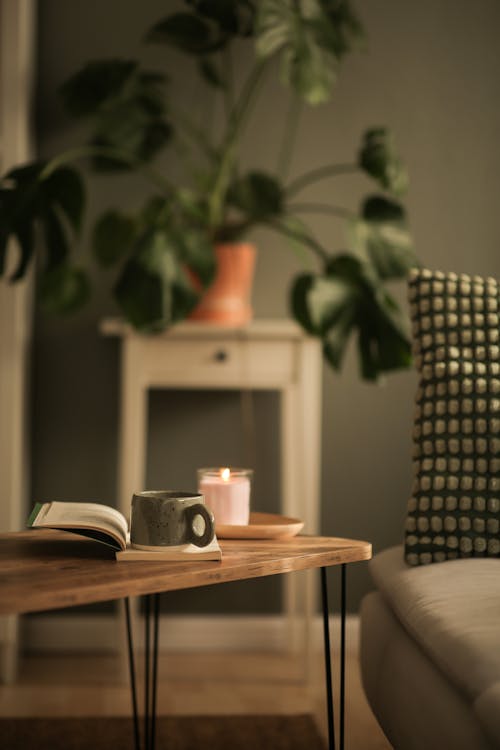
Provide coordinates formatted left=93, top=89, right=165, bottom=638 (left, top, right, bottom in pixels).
left=0, top=715, right=326, bottom=750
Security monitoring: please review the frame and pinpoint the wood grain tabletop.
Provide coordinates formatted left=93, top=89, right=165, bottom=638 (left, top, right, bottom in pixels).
left=0, top=530, right=372, bottom=615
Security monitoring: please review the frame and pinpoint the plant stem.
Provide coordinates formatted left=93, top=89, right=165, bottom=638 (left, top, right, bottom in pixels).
left=288, top=202, right=356, bottom=219
left=286, top=163, right=358, bottom=198
left=277, top=95, right=302, bottom=181
left=208, top=58, right=269, bottom=227
left=222, top=45, right=234, bottom=121
left=169, top=104, right=217, bottom=162
left=266, top=219, right=329, bottom=264
left=40, top=145, right=174, bottom=194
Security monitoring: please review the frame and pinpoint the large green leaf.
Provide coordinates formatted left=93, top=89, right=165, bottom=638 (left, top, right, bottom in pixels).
left=113, top=229, right=198, bottom=331
left=171, top=227, right=216, bottom=287
left=174, top=189, right=210, bottom=225
left=131, top=191, right=215, bottom=286
left=316, top=1, right=364, bottom=58
left=356, top=290, right=412, bottom=380
left=146, top=12, right=225, bottom=54
left=291, top=253, right=412, bottom=380
left=10, top=221, right=35, bottom=281
left=255, top=0, right=362, bottom=104
left=40, top=166, right=85, bottom=277
left=38, top=263, right=91, bottom=314
left=1, top=164, right=43, bottom=279
left=61, top=61, right=172, bottom=170
left=44, top=209, right=69, bottom=271
left=90, top=98, right=171, bottom=170
left=5, top=161, right=44, bottom=187
left=135, top=72, right=169, bottom=116
left=186, top=0, right=256, bottom=36
left=0, top=187, right=24, bottom=278
left=227, top=171, right=283, bottom=220
left=43, top=167, right=85, bottom=233
left=359, top=128, right=408, bottom=197
left=256, top=0, right=337, bottom=104
left=0, top=188, right=11, bottom=275
left=349, top=195, right=417, bottom=280
left=282, top=29, right=337, bottom=104
left=60, top=60, right=138, bottom=116
left=0, top=162, right=86, bottom=285
left=137, top=195, right=171, bottom=230
left=255, top=0, right=293, bottom=57
left=291, top=262, right=359, bottom=369
left=92, top=211, right=136, bottom=268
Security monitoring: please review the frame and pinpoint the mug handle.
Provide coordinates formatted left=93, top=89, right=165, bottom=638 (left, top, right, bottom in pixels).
left=185, top=503, right=215, bottom=547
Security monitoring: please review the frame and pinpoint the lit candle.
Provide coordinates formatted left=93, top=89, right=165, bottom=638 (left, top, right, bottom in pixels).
left=198, top=467, right=252, bottom=526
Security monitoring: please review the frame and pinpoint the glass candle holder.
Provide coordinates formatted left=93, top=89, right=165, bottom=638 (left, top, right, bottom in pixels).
left=197, top=467, right=253, bottom=526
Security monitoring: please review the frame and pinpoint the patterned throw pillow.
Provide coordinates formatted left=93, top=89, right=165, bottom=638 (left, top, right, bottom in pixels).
left=405, top=267, right=500, bottom=566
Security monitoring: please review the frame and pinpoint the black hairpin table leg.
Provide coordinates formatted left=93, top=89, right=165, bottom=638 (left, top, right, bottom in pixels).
left=144, top=594, right=151, bottom=750
left=320, top=567, right=336, bottom=750
left=150, top=594, right=160, bottom=750
left=320, top=563, right=347, bottom=750
left=125, top=597, right=141, bottom=750
left=144, top=593, right=161, bottom=750
left=124, top=594, right=161, bottom=750
left=340, top=564, right=346, bottom=750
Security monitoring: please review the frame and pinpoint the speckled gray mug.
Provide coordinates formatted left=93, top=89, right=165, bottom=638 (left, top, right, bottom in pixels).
left=130, top=491, right=215, bottom=549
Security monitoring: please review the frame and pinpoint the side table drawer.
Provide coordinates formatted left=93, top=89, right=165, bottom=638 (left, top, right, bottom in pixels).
left=135, top=338, right=297, bottom=386
left=141, top=339, right=240, bottom=385
left=244, top=341, right=296, bottom=383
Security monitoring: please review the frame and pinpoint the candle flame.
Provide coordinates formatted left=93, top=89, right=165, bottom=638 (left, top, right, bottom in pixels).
left=221, top=467, right=231, bottom=482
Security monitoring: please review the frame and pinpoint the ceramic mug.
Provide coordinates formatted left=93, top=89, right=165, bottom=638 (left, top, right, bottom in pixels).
left=130, top=490, right=215, bottom=549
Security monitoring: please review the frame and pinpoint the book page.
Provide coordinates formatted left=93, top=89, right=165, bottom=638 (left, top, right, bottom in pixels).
left=33, top=501, right=128, bottom=546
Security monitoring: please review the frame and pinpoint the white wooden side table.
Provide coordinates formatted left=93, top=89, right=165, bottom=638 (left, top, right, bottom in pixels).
left=100, top=318, right=323, bottom=651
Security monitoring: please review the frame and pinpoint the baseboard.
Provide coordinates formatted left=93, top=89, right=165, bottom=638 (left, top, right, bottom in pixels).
left=22, top=613, right=360, bottom=655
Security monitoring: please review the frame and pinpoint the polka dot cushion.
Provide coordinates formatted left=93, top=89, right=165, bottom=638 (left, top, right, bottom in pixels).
left=405, top=267, right=500, bottom=565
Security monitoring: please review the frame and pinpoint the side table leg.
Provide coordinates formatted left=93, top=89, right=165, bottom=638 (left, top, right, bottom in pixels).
left=144, top=593, right=161, bottom=750
left=340, top=564, right=346, bottom=750
left=320, top=563, right=347, bottom=750
left=151, top=594, right=160, bottom=750
left=124, top=598, right=141, bottom=750
left=144, top=595, right=151, bottom=750
left=320, top=564, right=347, bottom=750
left=124, top=594, right=161, bottom=750
left=320, top=567, right=336, bottom=750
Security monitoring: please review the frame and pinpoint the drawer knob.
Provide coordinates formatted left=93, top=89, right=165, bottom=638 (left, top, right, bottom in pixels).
left=214, top=349, right=228, bottom=363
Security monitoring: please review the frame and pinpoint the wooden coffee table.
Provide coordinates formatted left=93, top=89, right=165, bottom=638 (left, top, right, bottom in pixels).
left=0, top=531, right=371, bottom=750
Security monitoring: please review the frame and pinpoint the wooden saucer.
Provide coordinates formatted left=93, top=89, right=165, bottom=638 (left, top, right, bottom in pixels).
left=215, top=512, right=304, bottom=540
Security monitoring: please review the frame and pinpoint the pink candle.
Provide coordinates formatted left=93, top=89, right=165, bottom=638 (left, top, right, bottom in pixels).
left=198, top=467, right=252, bottom=526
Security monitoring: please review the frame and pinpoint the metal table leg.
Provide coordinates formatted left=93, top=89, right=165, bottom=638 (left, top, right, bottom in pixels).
left=320, top=564, right=347, bottom=750
left=340, top=564, right=346, bottom=750
left=125, top=594, right=161, bottom=750
left=144, top=595, right=151, bottom=750
left=125, top=598, right=141, bottom=750
left=126, top=571, right=345, bottom=750
left=151, top=594, right=160, bottom=750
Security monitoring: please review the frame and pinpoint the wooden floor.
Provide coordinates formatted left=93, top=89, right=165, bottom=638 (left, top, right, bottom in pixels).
left=0, top=648, right=391, bottom=750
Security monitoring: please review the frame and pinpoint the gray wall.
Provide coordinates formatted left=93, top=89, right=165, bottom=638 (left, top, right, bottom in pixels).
left=32, top=0, right=500, bottom=612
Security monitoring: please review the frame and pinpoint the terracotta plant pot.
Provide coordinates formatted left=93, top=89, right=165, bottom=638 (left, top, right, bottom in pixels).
left=189, top=243, right=256, bottom=326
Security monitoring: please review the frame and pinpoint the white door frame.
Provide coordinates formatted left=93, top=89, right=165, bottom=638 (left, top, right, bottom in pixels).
left=0, top=0, right=36, bottom=683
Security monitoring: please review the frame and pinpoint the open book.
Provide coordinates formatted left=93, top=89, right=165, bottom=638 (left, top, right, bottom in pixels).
left=27, top=501, right=222, bottom=561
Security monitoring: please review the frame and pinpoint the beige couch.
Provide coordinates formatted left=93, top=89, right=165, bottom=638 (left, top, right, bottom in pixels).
left=360, top=546, right=500, bottom=749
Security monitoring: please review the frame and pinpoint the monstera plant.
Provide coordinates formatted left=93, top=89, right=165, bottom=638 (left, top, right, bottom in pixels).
left=0, top=0, right=417, bottom=380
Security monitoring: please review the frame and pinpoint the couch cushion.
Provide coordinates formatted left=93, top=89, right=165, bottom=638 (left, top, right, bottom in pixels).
left=406, top=267, right=500, bottom=566
left=370, top=546, right=500, bottom=705
left=360, top=591, right=495, bottom=750
left=475, top=683, right=500, bottom=747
